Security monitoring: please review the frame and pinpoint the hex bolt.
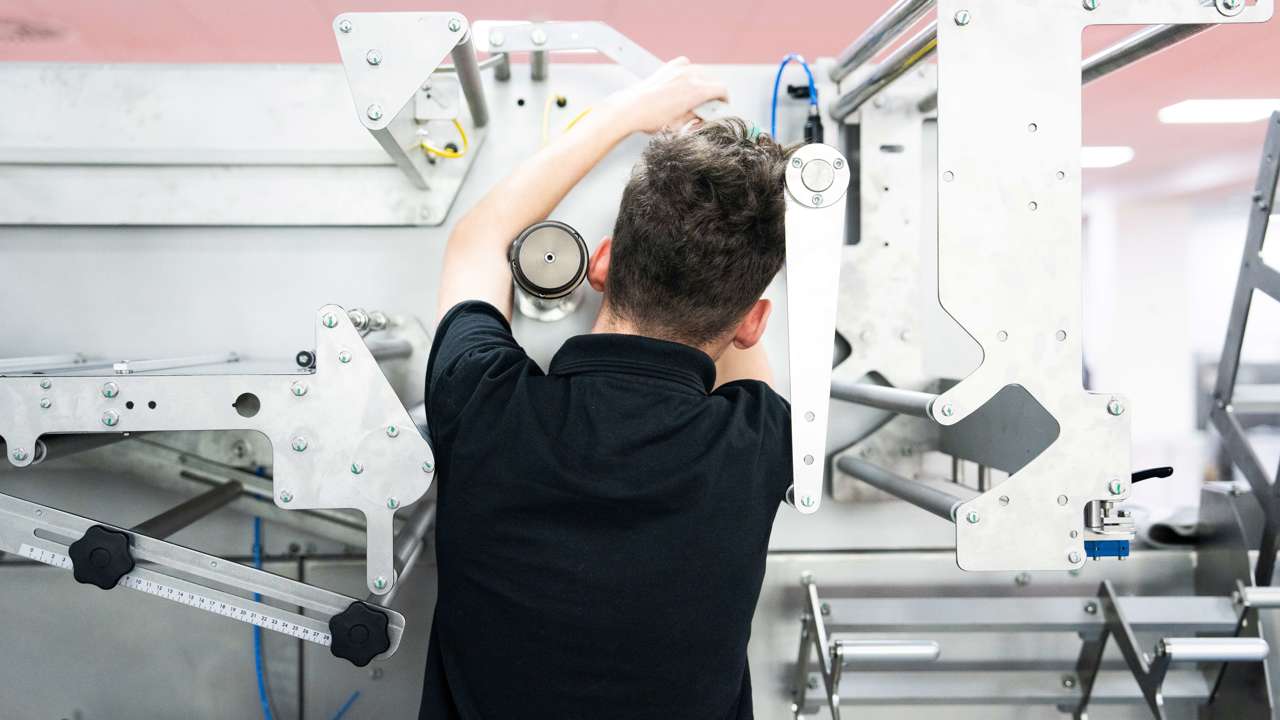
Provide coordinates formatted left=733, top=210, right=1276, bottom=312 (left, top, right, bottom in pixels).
left=387, top=497, right=400, bottom=509
left=448, top=17, right=462, bottom=32
left=291, top=436, right=308, bottom=452
left=1106, top=397, right=1124, bottom=416
left=338, top=350, right=352, bottom=364
left=1068, top=551, right=1082, bottom=563
left=279, top=490, right=294, bottom=504
left=351, top=462, right=365, bottom=475
left=1084, top=601, right=1098, bottom=615
left=1083, top=0, right=1099, bottom=10
left=422, top=460, right=434, bottom=473
left=366, top=104, right=383, bottom=121
left=365, top=49, right=382, bottom=66
left=1057, top=495, right=1068, bottom=506
left=833, top=158, right=844, bottom=170
left=800, top=495, right=816, bottom=508
left=941, top=403, right=955, bottom=417
left=820, top=602, right=831, bottom=616
left=530, top=28, right=548, bottom=46
left=791, top=157, right=803, bottom=169
left=1062, top=675, right=1077, bottom=689
left=11, top=448, right=28, bottom=462
left=39, top=398, right=51, bottom=409
left=373, top=576, right=388, bottom=590
left=322, top=312, right=339, bottom=328
left=291, top=381, right=308, bottom=397
left=102, top=381, right=119, bottom=398
left=954, top=9, right=972, bottom=25
left=386, top=425, right=400, bottom=438
left=999, top=495, right=1010, bottom=506
left=101, top=410, right=120, bottom=427
left=39, top=379, right=52, bottom=390
left=488, top=30, right=505, bottom=47
left=1108, top=479, right=1124, bottom=496
left=337, top=18, right=352, bottom=33
left=811, top=194, right=823, bottom=205
left=966, top=511, right=980, bottom=524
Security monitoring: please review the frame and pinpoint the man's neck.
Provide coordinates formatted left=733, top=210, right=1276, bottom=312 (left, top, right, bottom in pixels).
left=590, top=308, right=725, bottom=361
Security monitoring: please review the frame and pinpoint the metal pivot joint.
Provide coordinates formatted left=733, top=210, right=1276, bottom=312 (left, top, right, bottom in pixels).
left=783, top=143, right=851, bottom=514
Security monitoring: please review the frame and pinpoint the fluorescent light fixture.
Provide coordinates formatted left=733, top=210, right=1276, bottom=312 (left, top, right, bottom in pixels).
left=1082, top=146, right=1135, bottom=169
left=1158, top=99, right=1280, bottom=124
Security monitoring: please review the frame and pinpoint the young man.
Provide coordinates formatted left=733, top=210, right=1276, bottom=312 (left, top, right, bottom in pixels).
left=420, top=58, right=794, bottom=719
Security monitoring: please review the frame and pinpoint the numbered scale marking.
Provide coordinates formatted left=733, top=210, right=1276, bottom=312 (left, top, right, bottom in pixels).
left=19, top=544, right=333, bottom=647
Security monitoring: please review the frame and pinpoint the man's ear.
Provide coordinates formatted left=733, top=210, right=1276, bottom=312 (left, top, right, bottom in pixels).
left=732, top=299, right=772, bottom=350
left=587, top=237, right=612, bottom=293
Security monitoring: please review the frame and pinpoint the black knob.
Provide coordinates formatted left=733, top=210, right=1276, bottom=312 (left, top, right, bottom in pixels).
left=68, top=525, right=135, bottom=590
left=329, top=601, right=391, bottom=667
left=295, top=350, right=316, bottom=369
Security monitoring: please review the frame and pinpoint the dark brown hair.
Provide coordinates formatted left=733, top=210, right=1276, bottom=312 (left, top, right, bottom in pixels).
left=605, top=118, right=794, bottom=347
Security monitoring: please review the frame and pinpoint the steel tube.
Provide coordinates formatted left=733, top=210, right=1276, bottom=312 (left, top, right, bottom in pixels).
left=831, top=0, right=936, bottom=83
left=30, top=434, right=128, bottom=464
left=918, top=23, right=1214, bottom=113
left=1240, top=585, right=1280, bottom=609
left=837, top=457, right=973, bottom=521
left=830, top=379, right=937, bottom=419
left=832, top=21, right=937, bottom=122
left=374, top=500, right=437, bottom=606
left=366, top=338, right=414, bottom=362
left=132, top=481, right=244, bottom=539
left=836, top=640, right=941, bottom=665
left=1158, top=637, right=1270, bottom=663
left=450, top=32, right=490, bottom=128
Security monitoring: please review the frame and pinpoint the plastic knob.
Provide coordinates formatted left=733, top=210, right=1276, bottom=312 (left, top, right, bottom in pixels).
left=329, top=601, right=391, bottom=667
left=68, top=525, right=135, bottom=590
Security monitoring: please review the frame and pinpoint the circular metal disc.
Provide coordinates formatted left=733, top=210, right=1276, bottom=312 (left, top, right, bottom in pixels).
left=512, top=222, right=587, bottom=298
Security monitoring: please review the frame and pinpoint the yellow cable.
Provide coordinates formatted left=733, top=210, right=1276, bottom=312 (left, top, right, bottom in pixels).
left=421, top=119, right=469, bottom=159
left=540, top=94, right=561, bottom=147
left=563, top=107, right=592, bottom=133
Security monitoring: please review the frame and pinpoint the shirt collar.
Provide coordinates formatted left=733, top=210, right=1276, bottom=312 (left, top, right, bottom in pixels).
left=549, top=333, right=717, bottom=394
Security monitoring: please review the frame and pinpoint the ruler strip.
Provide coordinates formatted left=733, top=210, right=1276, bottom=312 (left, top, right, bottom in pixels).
left=19, top=543, right=332, bottom=647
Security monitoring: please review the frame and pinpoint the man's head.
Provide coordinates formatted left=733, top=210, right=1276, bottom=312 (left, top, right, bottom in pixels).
left=587, top=118, right=793, bottom=357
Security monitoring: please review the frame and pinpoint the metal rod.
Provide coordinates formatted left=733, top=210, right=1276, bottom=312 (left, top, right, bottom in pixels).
left=918, top=23, right=1215, bottom=113
left=531, top=50, right=549, bottom=82
left=1158, top=637, right=1270, bottom=663
left=449, top=31, right=490, bottom=128
left=433, top=53, right=507, bottom=75
left=132, top=481, right=244, bottom=539
left=832, top=21, right=937, bottom=122
left=366, top=338, right=414, bottom=362
left=830, top=0, right=936, bottom=83
left=374, top=500, right=437, bottom=606
left=1240, top=585, right=1280, bottom=609
left=977, top=465, right=990, bottom=492
left=113, top=352, right=239, bottom=375
left=837, top=456, right=973, bottom=521
left=835, top=640, right=941, bottom=665
left=30, top=434, right=127, bottom=464
left=493, top=53, right=511, bottom=82
left=830, top=379, right=937, bottom=419
left=0, top=353, right=87, bottom=373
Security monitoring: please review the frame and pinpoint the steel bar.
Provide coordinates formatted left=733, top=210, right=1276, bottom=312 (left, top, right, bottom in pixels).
left=449, top=31, right=490, bottom=128
left=31, top=434, right=128, bottom=464
left=1240, top=585, right=1280, bottom=609
left=832, top=21, right=937, bottom=122
left=0, top=353, right=87, bottom=373
left=836, top=640, right=940, bottom=665
left=830, top=0, right=936, bottom=83
left=920, top=23, right=1215, bottom=113
left=374, top=500, right=437, bottom=606
left=1158, top=638, right=1270, bottom=663
left=112, top=352, right=240, bottom=375
left=830, top=379, right=937, bottom=419
left=366, top=338, right=414, bottom=362
left=837, top=457, right=971, bottom=521
left=132, top=481, right=244, bottom=539
left=433, top=52, right=507, bottom=74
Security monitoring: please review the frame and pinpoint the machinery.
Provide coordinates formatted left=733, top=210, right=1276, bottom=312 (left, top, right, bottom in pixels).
left=1, top=0, right=1278, bottom=717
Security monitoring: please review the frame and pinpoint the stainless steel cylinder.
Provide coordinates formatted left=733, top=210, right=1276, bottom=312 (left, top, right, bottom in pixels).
left=510, top=220, right=589, bottom=322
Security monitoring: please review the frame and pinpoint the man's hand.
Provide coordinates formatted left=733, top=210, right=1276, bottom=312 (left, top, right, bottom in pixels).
left=436, top=58, right=731, bottom=323
left=600, top=57, right=729, bottom=134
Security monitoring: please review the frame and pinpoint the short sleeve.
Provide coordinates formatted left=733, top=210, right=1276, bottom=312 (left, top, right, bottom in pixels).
left=425, top=301, right=540, bottom=446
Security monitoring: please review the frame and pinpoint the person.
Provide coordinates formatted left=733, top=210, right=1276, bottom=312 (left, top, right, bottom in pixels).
left=419, top=58, right=794, bottom=719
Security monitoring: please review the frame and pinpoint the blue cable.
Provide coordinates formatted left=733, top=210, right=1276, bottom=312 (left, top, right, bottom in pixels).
left=331, top=691, right=362, bottom=720
left=770, top=53, right=819, bottom=139
left=252, top=517, right=274, bottom=720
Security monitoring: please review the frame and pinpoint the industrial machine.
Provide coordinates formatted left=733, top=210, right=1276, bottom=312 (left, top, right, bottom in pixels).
left=1, top=0, right=1278, bottom=717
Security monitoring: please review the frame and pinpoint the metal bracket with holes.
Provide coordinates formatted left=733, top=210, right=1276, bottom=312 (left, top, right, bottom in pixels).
left=784, top=143, right=851, bottom=513
left=0, top=305, right=435, bottom=597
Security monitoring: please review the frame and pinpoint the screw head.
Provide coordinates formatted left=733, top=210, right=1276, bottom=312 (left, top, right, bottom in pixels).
left=1069, top=551, right=1082, bottom=563
left=365, top=49, right=382, bottom=66
left=1084, top=601, right=1098, bottom=614
left=291, top=436, right=308, bottom=452
left=338, top=350, right=352, bottom=364
left=941, top=403, right=955, bottom=417
left=322, top=312, right=339, bottom=328
left=39, top=379, right=52, bottom=390
left=350, top=462, right=364, bottom=475
left=811, top=194, right=823, bottom=205
left=338, top=18, right=352, bottom=33
left=366, top=104, right=383, bottom=121
left=954, top=9, right=972, bottom=25
left=101, top=381, right=119, bottom=398
left=800, top=495, right=816, bottom=508
left=966, top=511, right=980, bottom=524
left=386, top=425, right=400, bottom=438
left=291, top=381, right=308, bottom=397
left=833, top=158, right=844, bottom=170
left=488, top=30, right=505, bottom=47
left=791, top=157, right=803, bottom=168
left=999, top=495, right=1010, bottom=506
left=387, top=497, right=400, bottom=509
left=422, top=460, right=434, bottom=473
left=448, top=17, right=462, bottom=32
left=530, top=28, right=548, bottom=46
left=39, top=398, right=51, bottom=409
left=1083, top=0, right=1099, bottom=10
left=1057, top=494, right=1069, bottom=506
left=1015, top=572, right=1031, bottom=586
left=1108, top=479, right=1124, bottom=496
left=1062, top=675, right=1077, bottom=689
left=1107, top=397, right=1124, bottom=416
left=101, top=410, right=119, bottom=427
left=12, top=448, right=28, bottom=462
left=373, top=576, right=387, bottom=590
left=279, top=490, right=293, bottom=503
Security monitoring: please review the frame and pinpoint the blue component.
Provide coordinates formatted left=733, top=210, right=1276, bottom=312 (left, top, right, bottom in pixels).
left=770, top=54, right=819, bottom=139
left=1084, top=539, right=1130, bottom=559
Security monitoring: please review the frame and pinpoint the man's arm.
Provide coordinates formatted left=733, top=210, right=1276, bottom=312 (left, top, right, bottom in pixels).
left=436, top=58, right=728, bottom=322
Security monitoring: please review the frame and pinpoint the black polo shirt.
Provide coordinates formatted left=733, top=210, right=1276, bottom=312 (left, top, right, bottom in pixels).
left=419, top=301, right=791, bottom=720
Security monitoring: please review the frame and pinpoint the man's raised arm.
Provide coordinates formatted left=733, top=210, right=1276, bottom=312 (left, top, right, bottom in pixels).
left=436, top=58, right=728, bottom=322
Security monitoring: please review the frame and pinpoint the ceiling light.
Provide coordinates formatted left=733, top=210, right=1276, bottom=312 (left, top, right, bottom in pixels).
left=1158, top=99, right=1280, bottom=124
left=1082, top=146, right=1134, bottom=169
